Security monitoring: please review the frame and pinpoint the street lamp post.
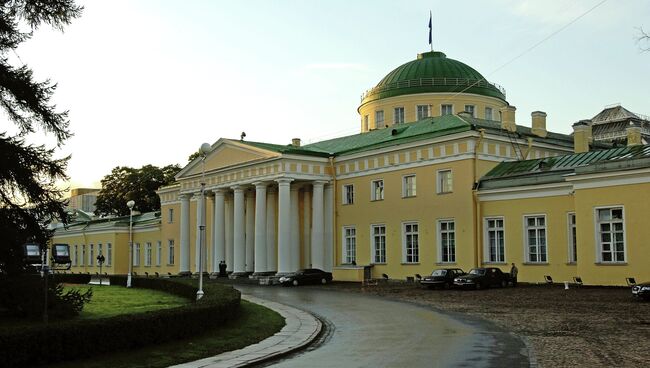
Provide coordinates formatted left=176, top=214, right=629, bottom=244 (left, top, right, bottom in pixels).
left=127, top=200, right=135, bottom=288
left=197, top=142, right=211, bottom=301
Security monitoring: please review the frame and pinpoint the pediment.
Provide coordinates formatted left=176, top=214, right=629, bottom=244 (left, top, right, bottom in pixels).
left=177, top=139, right=280, bottom=179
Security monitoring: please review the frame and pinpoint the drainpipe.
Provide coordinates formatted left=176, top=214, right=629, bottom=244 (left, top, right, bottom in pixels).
left=473, top=130, right=485, bottom=269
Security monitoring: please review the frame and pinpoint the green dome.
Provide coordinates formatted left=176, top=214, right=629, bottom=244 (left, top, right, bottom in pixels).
left=361, top=51, right=506, bottom=105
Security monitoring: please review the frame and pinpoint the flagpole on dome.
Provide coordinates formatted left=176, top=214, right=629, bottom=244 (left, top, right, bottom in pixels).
left=428, top=10, right=433, bottom=51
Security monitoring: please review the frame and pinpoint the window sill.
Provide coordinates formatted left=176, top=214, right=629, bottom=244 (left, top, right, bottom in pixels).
left=594, top=262, right=628, bottom=266
left=436, top=262, right=457, bottom=266
left=566, top=262, right=577, bottom=265
left=401, top=262, right=420, bottom=265
left=402, top=195, right=417, bottom=199
left=370, top=199, right=384, bottom=202
left=437, top=191, right=453, bottom=195
left=166, top=264, right=175, bottom=266
left=482, top=262, right=507, bottom=265
left=522, top=262, right=549, bottom=266
left=342, top=203, right=353, bottom=206
left=370, top=262, right=387, bottom=265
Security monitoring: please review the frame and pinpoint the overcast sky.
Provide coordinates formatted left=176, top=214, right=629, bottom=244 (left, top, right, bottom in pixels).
left=5, top=0, right=649, bottom=189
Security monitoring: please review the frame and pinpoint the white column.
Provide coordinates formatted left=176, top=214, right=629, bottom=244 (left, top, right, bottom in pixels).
left=290, top=186, right=300, bottom=271
left=194, top=192, right=204, bottom=273
left=324, top=182, right=334, bottom=272
left=232, top=186, right=246, bottom=274
left=225, top=193, right=234, bottom=272
left=266, top=187, right=277, bottom=272
left=245, top=189, right=255, bottom=273
left=253, top=182, right=267, bottom=274
left=302, top=189, right=311, bottom=268
left=212, top=189, right=226, bottom=274
left=179, top=194, right=191, bottom=275
left=276, top=178, right=293, bottom=274
left=311, top=180, right=326, bottom=270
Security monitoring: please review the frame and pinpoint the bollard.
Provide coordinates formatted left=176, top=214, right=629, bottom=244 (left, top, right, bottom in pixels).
left=564, top=281, right=569, bottom=290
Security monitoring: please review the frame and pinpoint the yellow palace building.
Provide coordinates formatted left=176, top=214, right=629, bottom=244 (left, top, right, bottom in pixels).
left=54, top=50, right=650, bottom=286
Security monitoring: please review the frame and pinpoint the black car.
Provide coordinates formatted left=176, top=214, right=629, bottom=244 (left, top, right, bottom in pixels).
left=421, top=268, right=465, bottom=289
left=632, top=282, right=650, bottom=300
left=453, top=267, right=510, bottom=289
left=279, top=268, right=333, bottom=286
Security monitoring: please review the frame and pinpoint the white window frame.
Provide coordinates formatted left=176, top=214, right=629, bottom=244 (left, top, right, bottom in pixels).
left=464, top=104, right=476, bottom=117
left=145, top=242, right=152, bottom=266
left=437, top=169, right=453, bottom=194
left=375, top=110, right=385, bottom=128
left=441, top=104, right=453, bottom=115
left=394, top=107, right=404, bottom=124
left=371, top=179, right=384, bottom=201
left=485, top=107, right=493, bottom=120
left=437, top=219, right=456, bottom=263
left=416, top=104, right=430, bottom=120
left=484, top=217, right=505, bottom=263
left=107, top=243, right=112, bottom=266
left=89, top=244, right=94, bottom=267
left=168, top=239, right=175, bottom=265
left=342, top=226, right=356, bottom=264
left=342, top=184, right=354, bottom=205
left=156, top=241, right=162, bottom=266
left=73, top=244, right=78, bottom=266
left=402, top=174, right=416, bottom=198
left=594, top=206, right=626, bottom=263
left=402, top=222, right=419, bottom=263
left=97, top=243, right=103, bottom=266
left=134, top=243, right=140, bottom=266
left=524, top=214, right=547, bottom=263
left=168, top=208, right=174, bottom=224
left=81, top=245, right=85, bottom=266
left=567, top=213, right=577, bottom=263
left=371, top=224, right=386, bottom=264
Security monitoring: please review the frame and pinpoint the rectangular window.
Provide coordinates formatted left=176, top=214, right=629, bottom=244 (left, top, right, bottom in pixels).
left=73, top=245, right=78, bottom=266
left=596, top=207, right=625, bottom=262
left=402, top=175, right=416, bottom=198
left=437, top=169, right=453, bottom=194
left=372, top=224, right=386, bottom=263
left=343, top=184, right=354, bottom=205
left=438, top=220, right=456, bottom=263
left=403, top=222, right=419, bottom=263
left=568, top=213, right=577, bottom=263
left=81, top=245, right=85, bottom=266
left=343, top=226, right=356, bottom=264
left=394, top=107, right=405, bottom=124
left=375, top=110, right=384, bottom=128
left=441, top=104, right=453, bottom=115
left=363, top=115, right=369, bottom=131
left=416, top=105, right=430, bottom=120
left=371, top=179, right=384, bottom=201
left=168, top=239, right=175, bottom=265
left=525, top=215, right=547, bottom=263
left=485, top=107, right=493, bottom=120
left=107, top=243, right=112, bottom=266
left=97, top=243, right=103, bottom=266
left=485, top=218, right=505, bottom=263
left=464, top=105, right=475, bottom=117
left=145, top=242, right=152, bottom=266
left=134, top=243, right=140, bottom=266
left=156, top=241, right=162, bottom=266
left=89, top=244, right=94, bottom=267
left=168, top=208, right=174, bottom=224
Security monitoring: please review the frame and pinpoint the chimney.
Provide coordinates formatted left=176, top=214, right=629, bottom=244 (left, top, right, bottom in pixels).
left=531, top=111, right=548, bottom=138
left=572, top=120, right=592, bottom=153
left=499, top=105, right=517, bottom=132
left=626, top=123, right=642, bottom=146
left=291, top=138, right=301, bottom=147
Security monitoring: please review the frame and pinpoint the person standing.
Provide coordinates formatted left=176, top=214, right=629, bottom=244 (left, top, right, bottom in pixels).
left=510, top=263, right=518, bottom=287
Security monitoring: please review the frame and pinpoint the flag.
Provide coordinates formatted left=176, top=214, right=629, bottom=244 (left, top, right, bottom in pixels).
left=428, top=11, right=432, bottom=46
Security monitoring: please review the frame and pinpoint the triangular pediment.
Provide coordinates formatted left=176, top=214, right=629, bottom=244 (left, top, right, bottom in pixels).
left=177, top=139, right=280, bottom=179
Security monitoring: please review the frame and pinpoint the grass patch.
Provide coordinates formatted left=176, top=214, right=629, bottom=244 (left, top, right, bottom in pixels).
left=48, top=300, right=285, bottom=368
left=67, top=285, right=189, bottom=319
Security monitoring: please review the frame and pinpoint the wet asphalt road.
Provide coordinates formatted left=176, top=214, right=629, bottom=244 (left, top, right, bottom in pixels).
left=235, top=285, right=530, bottom=368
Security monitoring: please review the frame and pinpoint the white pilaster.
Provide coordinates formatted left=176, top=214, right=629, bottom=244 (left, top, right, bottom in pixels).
left=179, top=194, right=191, bottom=275
left=276, top=178, right=293, bottom=274
left=232, top=186, right=246, bottom=274
left=225, top=193, right=234, bottom=272
left=245, top=189, right=255, bottom=273
left=324, top=182, right=334, bottom=272
left=302, top=189, right=311, bottom=268
left=311, top=180, right=326, bottom=270
left=266, top=187, right=277, bottom=272
left=212, top=189, right=226, bottom=273
left=253, top=182, right=267, bottom=274
left=290, top=186, right=300, bottom=271
left=194, top=192, right=205, bottom=273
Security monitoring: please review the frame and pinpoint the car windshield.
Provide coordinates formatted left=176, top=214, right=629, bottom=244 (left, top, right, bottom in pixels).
left=469, top=269, right=486, bottom=275
left=431, top=270, right=447, bottom=276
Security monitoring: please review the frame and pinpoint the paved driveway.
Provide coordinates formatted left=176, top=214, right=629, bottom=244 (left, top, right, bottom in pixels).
left=235, top=285, right=529, bottom=368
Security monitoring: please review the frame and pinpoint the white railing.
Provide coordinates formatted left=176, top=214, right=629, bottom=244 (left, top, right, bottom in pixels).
left=361, top=77, right=506, bottom=102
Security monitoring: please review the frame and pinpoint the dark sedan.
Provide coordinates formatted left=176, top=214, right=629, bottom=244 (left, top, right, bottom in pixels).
left=453, top=267, right=510, bottom=289
left=421, top=268, right=465, bottom=289
left=279, top=268, right=333, bottom=286
left=632, top=282, right=650, bottom=300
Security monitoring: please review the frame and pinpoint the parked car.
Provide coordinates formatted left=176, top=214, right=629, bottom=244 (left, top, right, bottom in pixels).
left=632, top=282, right=650, bottom=300
left=421, top=268, right=465, bottom=289
left=279, top=268, right=333, bottom=286
left=453, top=267, right=510, bottom=289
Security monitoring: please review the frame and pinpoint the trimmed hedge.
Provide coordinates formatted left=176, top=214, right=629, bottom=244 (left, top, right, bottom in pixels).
left=0, top=276, right=241, bottom=367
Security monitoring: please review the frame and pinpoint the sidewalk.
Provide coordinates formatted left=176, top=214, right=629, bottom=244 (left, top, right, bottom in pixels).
left=169, top=294, right=322, bottom=368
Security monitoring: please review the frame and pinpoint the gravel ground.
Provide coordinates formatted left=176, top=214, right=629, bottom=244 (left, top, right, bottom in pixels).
left=327, top=282, right=650, bottom=367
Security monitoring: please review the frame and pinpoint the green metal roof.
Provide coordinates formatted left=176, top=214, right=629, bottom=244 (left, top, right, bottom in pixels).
left=360, top=51, right=506, bottom=107
left=479, top=144, right=650, bottom=189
